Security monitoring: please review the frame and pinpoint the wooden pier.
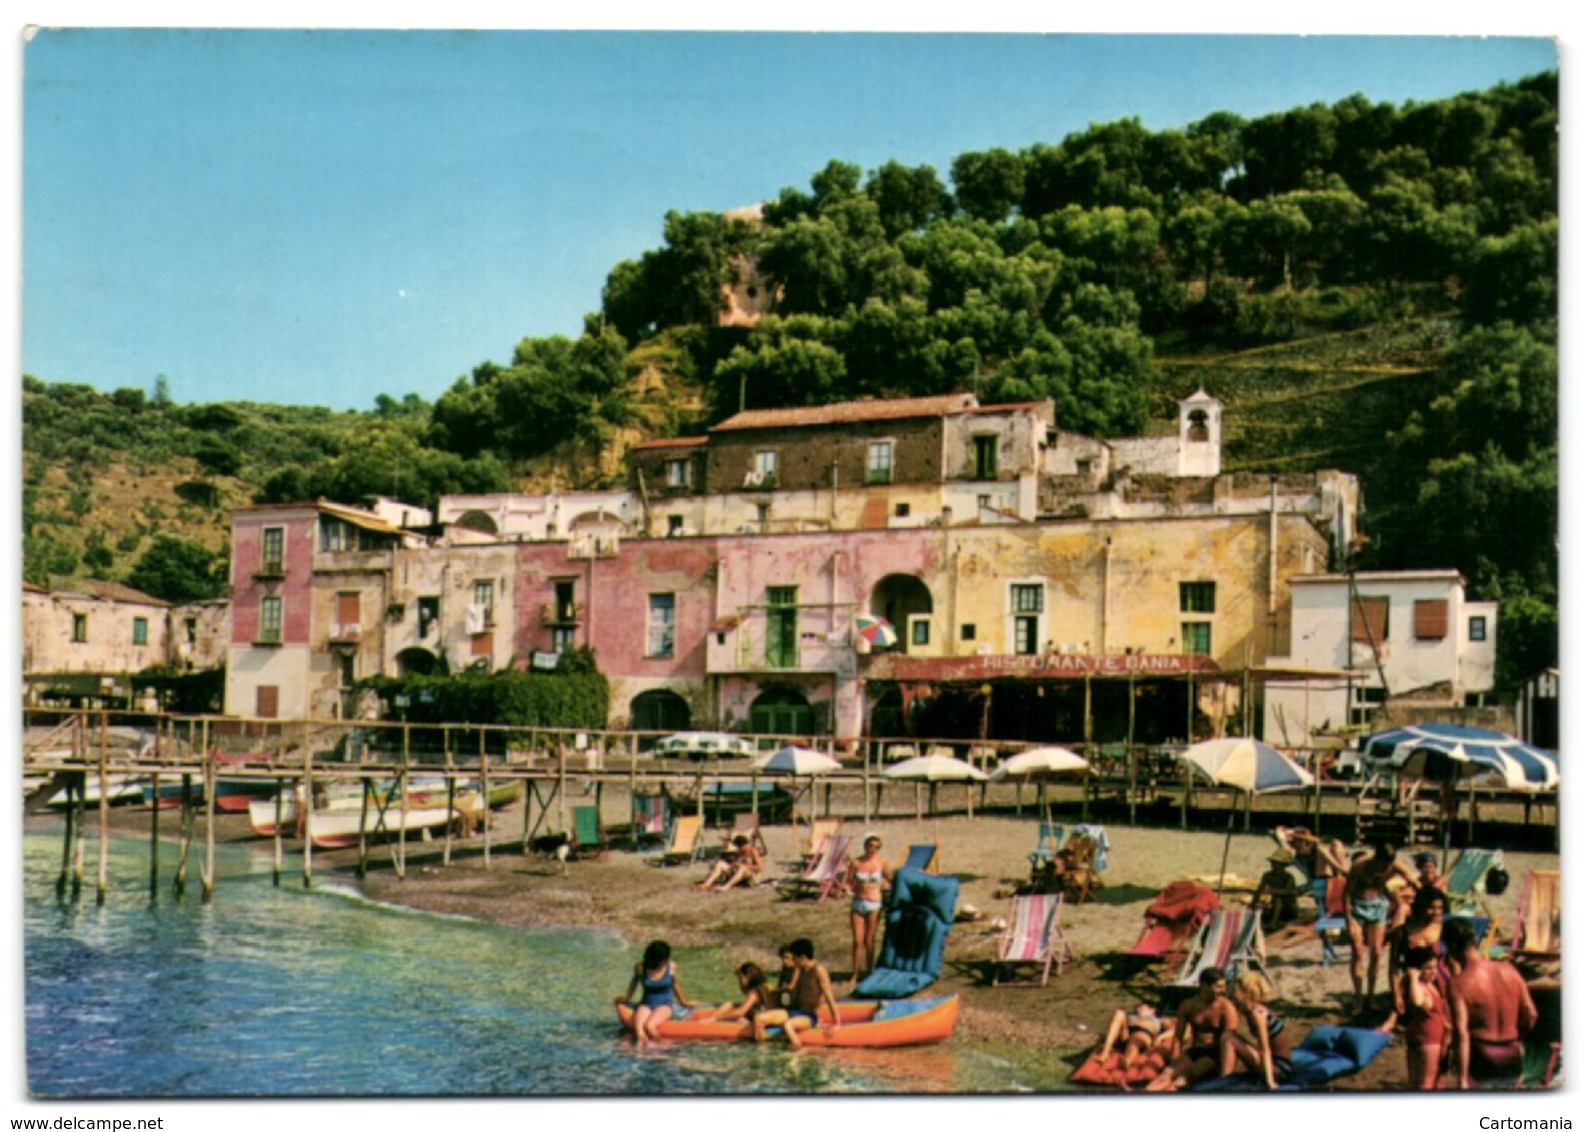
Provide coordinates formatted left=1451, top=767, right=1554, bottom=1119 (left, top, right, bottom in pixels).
left=23, top=710, right=1558, bottom=902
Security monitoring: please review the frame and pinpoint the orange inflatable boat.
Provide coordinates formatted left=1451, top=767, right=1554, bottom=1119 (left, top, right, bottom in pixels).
left=615, top=995, right=959, bottom=1048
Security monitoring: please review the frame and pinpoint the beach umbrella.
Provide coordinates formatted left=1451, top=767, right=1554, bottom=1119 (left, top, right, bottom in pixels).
left=853, top=614, right=900, bottom=649
left=1178, top=737, right=1314, bottom=892
left=990, top=746, right=1089, bottom=820
left=654, top=731, right=755, bottom=760
left=882, top=753, right=989, bottom=822
left=754, top=745, right=842, bottom=840
left=1361, top=723, right=1558, bottom=792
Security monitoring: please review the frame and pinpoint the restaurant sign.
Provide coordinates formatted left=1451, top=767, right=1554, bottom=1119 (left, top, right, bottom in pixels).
left=863, top=652, right=1220, bottom=682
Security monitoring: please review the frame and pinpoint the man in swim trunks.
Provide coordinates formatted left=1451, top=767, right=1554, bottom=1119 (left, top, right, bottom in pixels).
left=1344, top=840, right=1418, bottom=1015
left=1445, top=917, right=1537, bottom=1089
left=752, top=937, right=841, bottom=1049
left=1145, top=966, right=1239, bottom=1091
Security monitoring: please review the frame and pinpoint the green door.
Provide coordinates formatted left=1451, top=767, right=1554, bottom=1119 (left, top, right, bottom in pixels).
left=765, top=586, right=798, bottom=669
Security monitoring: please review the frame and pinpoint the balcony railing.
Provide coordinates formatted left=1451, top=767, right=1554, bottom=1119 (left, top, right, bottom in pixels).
left=540, top=602, right=585, bottom=626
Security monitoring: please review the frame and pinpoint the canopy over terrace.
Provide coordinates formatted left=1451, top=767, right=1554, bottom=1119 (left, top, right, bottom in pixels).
left=860, top=652, right=1358, bottom=749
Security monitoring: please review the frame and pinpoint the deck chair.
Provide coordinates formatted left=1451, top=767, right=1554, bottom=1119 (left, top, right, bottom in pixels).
left=1060, top=832, right=1102, bottom=904
left=1027, top=821, right=1064, bottom=878
left=720, top=811, right=769, bottom=858
left=630, top=792, right=670, bottom=848
left=800, top=817, right=841, bottom=865
left=991, top=892, right=1073, bottom=986
left=1172, top=909, right=1272, bottom=989
left=1125, top=880, right=1220, bottom=960
left=568, top=805, right=608, bottom=861
left=1444, top=847, right=1505, bottom=913
left=900, top=843, right=938, bottom=874
left=654, top=813, right=704, bottom=866
left=854, top=868, right=960, bottom=999
left=1512, top=868, right=1561, bottom=958
left=777, top=833, right=852, bottom=901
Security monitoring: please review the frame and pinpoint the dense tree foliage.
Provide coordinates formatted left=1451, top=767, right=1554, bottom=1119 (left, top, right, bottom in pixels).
left=124, top=534, right=228, bottom=603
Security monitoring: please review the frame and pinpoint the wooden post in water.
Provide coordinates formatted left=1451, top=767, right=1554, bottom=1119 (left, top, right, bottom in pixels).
left=174, top=774, right=193, bottom=897
left=201, top=750, right=217, bottom=902
left=356, top=776, right=372, bottom=878
left=149, top=772, right=161, bottom=902
left=445, top=773, right=458, bottom=868
left=71, top=781, right=86, bottom=899
left=302, top=751, right=314, bottom=889
left=395, top=764, right=409, bottom=881
left=478, top=725, right=490, bottom=869
left=96, top=738, right=110, bottom=905
left=56, top=777, right=77, bottom=899
left=272, top=785, right=285, bottom=887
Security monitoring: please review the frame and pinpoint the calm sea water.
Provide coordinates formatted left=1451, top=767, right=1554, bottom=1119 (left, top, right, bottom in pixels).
left=22, top=826, right=1046, bottom=1097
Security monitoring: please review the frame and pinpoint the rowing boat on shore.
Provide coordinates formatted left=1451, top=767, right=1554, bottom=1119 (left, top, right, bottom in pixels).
left=614, top=995, right=959, bottom=1048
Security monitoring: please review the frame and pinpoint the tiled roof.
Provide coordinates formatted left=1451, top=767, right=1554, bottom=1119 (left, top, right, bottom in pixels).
left=47, top=577, right=169, bottom=606
left=316, top=499, right=401, bottom=536
left=710, top=394, right=980, bottom=432
left=630, top=436, right=709, bottom=451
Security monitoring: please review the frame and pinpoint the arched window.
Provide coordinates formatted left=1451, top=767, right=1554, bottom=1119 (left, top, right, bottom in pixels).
left=631, top=689, right=691, bottom=736
left=750, top=687, right=814, bottom=738
left=1187, top=409, right=1210, bottom=442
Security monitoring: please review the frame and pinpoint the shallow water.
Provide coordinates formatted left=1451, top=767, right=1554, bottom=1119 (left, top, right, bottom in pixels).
left=22, top=826, right=1045, bottom=1096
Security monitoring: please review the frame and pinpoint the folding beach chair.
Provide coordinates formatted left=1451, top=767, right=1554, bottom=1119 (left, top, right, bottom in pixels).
left=720, top=811, right=769, bottom=859
left=778, top=833, right=852, bottom=902
left=1512, top=868, right=1561, bottom=959
left=1125, top=880, right=1220, bottom=961
left=800, top=817, right=842, bottom=866
left=1444, top=847, right=1505, bottom=913
left=900, top=843, right=938, bottom=874
left=1060, top=832, right=1102, bottom=904
left=991, top=892, right=1074, bottom=986
left=655, top=813, right=704, bottom=866
left=568, top=804, right=608, bottom=861
left=630, top=792, right=670, bottom=849
left=1171, top=909, right=1272, bottom=990
left=1027, top=822, right=1064, bottom=880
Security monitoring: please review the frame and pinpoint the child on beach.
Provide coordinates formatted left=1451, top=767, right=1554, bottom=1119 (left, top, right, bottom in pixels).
left=712, top=962, right=774, bottom=1023
left=616, top=939, right=694, bottom=1047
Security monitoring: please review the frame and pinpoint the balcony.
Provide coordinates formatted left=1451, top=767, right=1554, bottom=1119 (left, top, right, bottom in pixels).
left=705, top=624, right=856, bottom=677
left=328, top=622, right=362, bottom=646
left=540, top=602, right=585, bottom=627
left=253, top=560, right=287, bottom=581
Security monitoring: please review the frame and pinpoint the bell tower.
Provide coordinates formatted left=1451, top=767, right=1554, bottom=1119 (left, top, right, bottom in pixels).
left=1178, top=389, right=1221, bottom=476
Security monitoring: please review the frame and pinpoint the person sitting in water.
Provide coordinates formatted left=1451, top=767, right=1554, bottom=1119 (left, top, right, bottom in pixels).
left=752, top=937, right=842, bottom=1049
left=693, top=836, right=763, bottom=891
left=1344, top=840, right=1419, bottom=1015
left=712, top=961, right=774, bottom=1023
left=1146, top=966, right=1240, bottom=1091
left=1250, top=849, right=1302, bottom=931
left=616, top=939, right=695, bottom=1047
left=1095, top=1002, right=1175, bottom=1069
left=1225, top=971, right=1295, bottom=1091
left=1445, top=916, right=1538, bottom=1089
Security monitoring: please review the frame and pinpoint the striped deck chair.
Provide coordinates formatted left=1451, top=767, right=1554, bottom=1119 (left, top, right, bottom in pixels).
left=800, top=817, right=841, bottom=866
left=630, top=792, right=670, bottom=848
left=992, top=892, right=1073, bottom=986
left=1172, top=909, right=1272, bottom=989
left=568, top=805, right=608, bottom=861
left=778, top=833, right=852, bottom=901
left=654, top=813, right=704, bottom=866
left=900, top=843, right=938, bottom=874
left=1444, top=847, right=1505, bottom=913
left=1512, top=868, right=1561, bottom=958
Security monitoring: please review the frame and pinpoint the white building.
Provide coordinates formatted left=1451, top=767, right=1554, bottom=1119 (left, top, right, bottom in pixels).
left=1262, top=569, right=1498, bottom=748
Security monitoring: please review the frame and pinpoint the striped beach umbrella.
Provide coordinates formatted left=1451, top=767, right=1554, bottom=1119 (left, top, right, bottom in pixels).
left=1361, top=723, right=1558, bottom=791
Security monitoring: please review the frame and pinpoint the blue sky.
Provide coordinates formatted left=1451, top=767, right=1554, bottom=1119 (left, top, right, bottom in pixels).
left=20, top=27, right=1559, bottom=412
left=21, top=28, right=1557, bottom=414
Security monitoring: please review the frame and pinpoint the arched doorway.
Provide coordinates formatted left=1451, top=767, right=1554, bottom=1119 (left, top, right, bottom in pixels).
left=871, top=574, right=934, bottom=654
left=395, top=647, right=441, bottom=676
left=456, top=510, right=498, bottom=535
left=631, top=688, right=691, bottom=735
left=750, top=686, right=815, bottom=738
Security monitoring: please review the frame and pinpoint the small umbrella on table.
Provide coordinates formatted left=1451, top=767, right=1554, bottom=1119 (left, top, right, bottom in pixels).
left=1177, top=737, right=1314, bottom=893
left=990, top=746, right=1089, bottom=820
left=752, top=745, right=842, bottom=850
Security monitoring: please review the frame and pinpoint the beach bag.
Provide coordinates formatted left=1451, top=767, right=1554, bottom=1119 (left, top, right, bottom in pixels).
left=1485, top=865, right=1510, bottom=897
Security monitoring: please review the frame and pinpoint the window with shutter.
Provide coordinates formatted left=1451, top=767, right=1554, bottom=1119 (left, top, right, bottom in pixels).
left=256, top=685, right=279, bottom=718
left=1351, top=596, right=1389, bottom=643
left=1413, top=599, right=1448, bottom=640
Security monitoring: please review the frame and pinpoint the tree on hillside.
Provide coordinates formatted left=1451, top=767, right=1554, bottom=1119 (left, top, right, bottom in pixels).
left=126, top=534, right=226, bottom=603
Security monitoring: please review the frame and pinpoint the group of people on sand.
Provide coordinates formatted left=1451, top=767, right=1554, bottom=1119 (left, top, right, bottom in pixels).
left=616, top=937, right=843, bottom=1050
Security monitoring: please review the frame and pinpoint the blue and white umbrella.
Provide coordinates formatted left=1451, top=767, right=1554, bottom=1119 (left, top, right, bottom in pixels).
left=1178, top=737, right=1314, bottom=892
left=1361, top=723, right=1558, bottom=792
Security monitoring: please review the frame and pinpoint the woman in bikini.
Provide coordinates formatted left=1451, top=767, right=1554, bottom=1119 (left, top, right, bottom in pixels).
left=1344, top=840, right=1419, bottom=1015
left=616, top=939, right=695, bottom=1047
left=1096, top=1002, right=1173, bottom=1069
left=845, top=833, right=893, bottom=989
left=1225, top=971, right=1295, bottom=1090
left=1385, top=885, right=1450, bottom=1030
